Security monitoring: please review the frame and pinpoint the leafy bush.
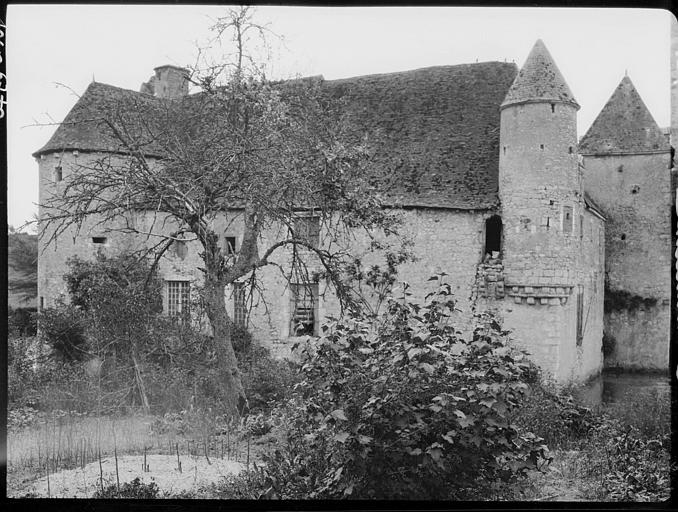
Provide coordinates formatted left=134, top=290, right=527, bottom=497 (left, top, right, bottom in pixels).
left=238, top=345, right=300, bottom=412
left=603, top=387, right=670, bottom=442
left=8, top=307, right=37, bottom=337
left=38, top=304, right=88, bottom=362
left=241, top=279, right=550, bottom=499
left=93, top=477, right=160, bottom=498
left=581, top=419, right=671, bottom=502
left=511, top=381, right=602, bottom=449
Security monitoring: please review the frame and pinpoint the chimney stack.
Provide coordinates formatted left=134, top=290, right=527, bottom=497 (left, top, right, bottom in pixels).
left=140, top=65, right=189, bottom=99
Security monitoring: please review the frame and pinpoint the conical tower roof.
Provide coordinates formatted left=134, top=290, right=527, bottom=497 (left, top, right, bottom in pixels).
left=501, top=39, right=579, bottom=110
left=579, top=75, right=669, bottom=154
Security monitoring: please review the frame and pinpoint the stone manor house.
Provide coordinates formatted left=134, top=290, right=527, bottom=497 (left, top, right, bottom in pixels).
left=35, top=40, right=673, bottom=383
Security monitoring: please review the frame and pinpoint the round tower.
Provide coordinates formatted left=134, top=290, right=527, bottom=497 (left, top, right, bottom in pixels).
left=499, top=39, right=583, bottom=285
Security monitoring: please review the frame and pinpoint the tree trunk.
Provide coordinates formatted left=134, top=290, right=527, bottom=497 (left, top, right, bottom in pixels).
left=131, top=348, right=150, bottom=413
left=203, top=275, right=248, bottom=419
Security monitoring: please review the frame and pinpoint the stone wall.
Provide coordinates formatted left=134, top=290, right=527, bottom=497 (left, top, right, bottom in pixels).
left=494, top=99, right=604, bottom=383
left=582, top=152, right=671, bottom=369
left=38, top=160, right=489, bottom=357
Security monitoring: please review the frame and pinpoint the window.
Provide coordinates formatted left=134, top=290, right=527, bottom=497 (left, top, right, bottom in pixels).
left=54, top=166, right=63, bottom=182
left=576, top=285, right=584, bottom=346
left=39, top=297, right=44, bottom=310
left=293, top=216, right=320, bottom=248
left=484, top=215, right=502, bottom=255
left=550, top=103, right=555, bottom=113
left=562, top=206, right=573, bottom=234
left=167, top=280, right=190, bottom=319
left=92, top=237, right=107, bottom=244
left=224, top=236, right=237, bottom=255
left=233, top=282, right=247, bottom=327
left=290, top=283, right=319, bottom=336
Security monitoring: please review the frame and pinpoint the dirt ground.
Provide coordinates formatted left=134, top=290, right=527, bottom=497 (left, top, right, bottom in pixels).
left=8, top=454, right=245, bottom=498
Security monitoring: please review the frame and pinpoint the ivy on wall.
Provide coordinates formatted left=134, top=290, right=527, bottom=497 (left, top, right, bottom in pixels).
left=604, top=285, right=658, bottom=314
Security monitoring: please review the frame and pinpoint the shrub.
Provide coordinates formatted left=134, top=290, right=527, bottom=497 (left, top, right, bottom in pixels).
left=582, top=419, right=671, bottom=502
left=511, top=381, right=602, bottom=449
left=93, top=477, right=160, bottom=499
left=238, top=345, right=300, bottom=412
left=8, top=307, right=37, bottom=337
left=244, top=279, right=550, bottom=500
left=38, top=304, right=88, bottom=362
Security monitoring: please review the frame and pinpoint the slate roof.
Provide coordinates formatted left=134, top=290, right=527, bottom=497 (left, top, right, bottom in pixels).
left=34, top=81, right=167, bottom=158
left=501, top=39, right=579, bottom=110
left=579, top=76, right=669, bottom=154
left=34, top=61, right=518, bottom=209
left=324, top=62, right=518, bottom=208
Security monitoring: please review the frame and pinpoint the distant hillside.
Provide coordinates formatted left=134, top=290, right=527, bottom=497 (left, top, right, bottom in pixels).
left=8, top=231, right=37, bottom=309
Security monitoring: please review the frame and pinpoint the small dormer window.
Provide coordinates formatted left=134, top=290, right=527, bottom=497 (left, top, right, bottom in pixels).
left=55, top=166, right=63, bottom=182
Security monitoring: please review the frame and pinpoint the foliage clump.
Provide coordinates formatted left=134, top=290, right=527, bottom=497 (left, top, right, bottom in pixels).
left=604, top=286, right=657, bottom=313
left=93, top=477, right=160, bottom=499
left=235, top=277, right=549, bottom=499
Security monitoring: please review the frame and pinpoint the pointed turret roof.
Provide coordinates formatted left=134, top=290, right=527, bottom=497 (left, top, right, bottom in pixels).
left=579, top=75, right=669, bottom=154
left=501, top=39, right=579, bottom=110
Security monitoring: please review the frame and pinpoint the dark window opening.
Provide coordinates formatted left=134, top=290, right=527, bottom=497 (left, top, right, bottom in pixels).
left=576, top=285, right=584, bottom=346
left=290, top=283, right=319, bottom=336
left=40, top=296, right=44, bottom=310
left=551, top=103, right=555, bottom=113
left=617, top=165, right=624, bottom=173
left=670, top=146, right=674, bottom=170
left=224, top=236, right=237, bottom=255
left=484, top=215, right=502, bottom=255
left=503, top=146, right=506, bottom=154
left=55, top=166, right=63, bottom=182
left=568, top=146, right=573, bottom=154
left=92, top=237, right=107, bottom=244
left=631, top=185, right=639, bottom=194
left=540, top=144, right=544, bottom=150
left=621, top=234, right=626, bottom=241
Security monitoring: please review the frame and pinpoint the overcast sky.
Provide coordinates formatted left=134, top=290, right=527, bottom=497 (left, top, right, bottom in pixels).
left=6, top=5, right=674, bottom=229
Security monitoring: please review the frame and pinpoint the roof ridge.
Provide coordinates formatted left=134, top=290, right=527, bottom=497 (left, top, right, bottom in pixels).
left=327, top=61, right=517, bottom=84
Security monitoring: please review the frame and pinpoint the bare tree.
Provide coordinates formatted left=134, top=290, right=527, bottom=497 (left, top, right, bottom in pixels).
left=38, top=6, right=402, bottom=418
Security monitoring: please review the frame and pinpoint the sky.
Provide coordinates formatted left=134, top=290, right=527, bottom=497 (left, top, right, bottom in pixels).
left=6, top=5, right=674, bottom=230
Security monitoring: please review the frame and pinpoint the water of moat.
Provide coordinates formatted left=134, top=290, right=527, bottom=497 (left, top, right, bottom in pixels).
left=574, top=370, right=671, bottom=407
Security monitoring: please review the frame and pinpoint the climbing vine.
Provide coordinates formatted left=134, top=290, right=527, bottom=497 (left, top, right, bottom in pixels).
left=604, top=285, right=657, bottom=314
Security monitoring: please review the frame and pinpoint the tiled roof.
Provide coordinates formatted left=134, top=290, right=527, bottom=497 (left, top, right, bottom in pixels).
left=34, top=61, right=519, bottom=209
left=501, top=39, right=579, bottom=110
left=324, top=62, right=518, bottom=208
left=579, top=76, right=669, bottom=154
left=33, top=81, right=167, bottom=158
